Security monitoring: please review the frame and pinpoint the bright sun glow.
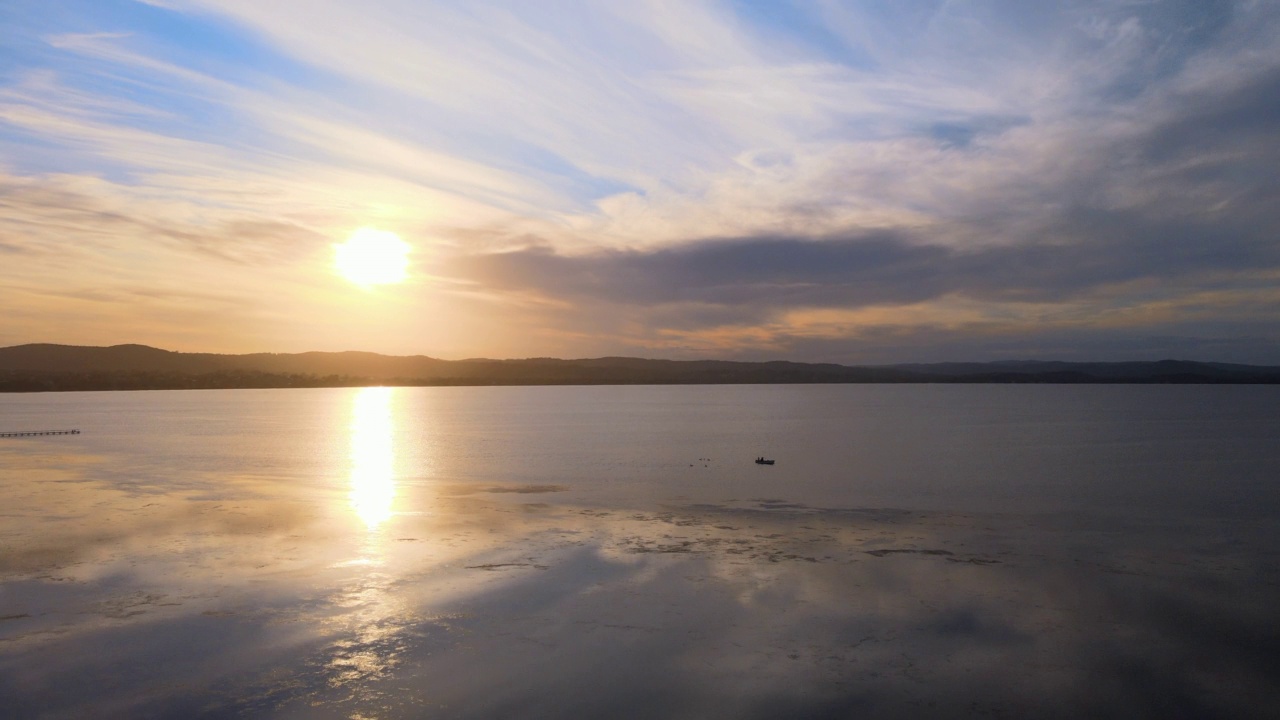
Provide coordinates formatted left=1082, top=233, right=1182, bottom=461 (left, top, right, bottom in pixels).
left=333, top=228, right=411, bottom=286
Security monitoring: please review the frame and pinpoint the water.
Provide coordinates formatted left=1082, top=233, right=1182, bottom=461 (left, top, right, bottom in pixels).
left=5, top=384, right=1277, bottom=513
left=2, top=385, right=1278, bottom=718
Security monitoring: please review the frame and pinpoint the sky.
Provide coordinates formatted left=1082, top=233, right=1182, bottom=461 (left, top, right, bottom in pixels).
left=2, top=0, right=1279, bottom=364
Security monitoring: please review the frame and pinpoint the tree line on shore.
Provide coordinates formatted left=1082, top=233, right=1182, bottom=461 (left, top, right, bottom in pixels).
left=2, top=343, right=1279, bottom=391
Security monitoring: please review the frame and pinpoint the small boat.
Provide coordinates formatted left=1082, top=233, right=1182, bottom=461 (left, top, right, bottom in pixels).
left=755, top=457, right=775, bottom=465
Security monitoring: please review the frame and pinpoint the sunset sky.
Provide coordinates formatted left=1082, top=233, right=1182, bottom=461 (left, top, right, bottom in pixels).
left=3, top=1, right=1279, bottom=363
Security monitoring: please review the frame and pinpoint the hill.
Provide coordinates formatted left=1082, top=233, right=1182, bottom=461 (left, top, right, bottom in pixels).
left=1, top=344, right=1279, bottom=391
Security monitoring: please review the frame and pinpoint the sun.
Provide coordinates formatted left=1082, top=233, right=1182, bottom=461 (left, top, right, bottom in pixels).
left=333, top=228, right=411, bottom=287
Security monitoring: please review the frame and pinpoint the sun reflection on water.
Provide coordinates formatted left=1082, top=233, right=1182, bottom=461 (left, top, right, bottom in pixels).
left=348, top=386, right=396, bottom=530
left=319, top=386, right=417, bottom=702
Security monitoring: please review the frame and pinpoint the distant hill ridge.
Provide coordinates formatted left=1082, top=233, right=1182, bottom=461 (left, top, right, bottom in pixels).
left=1, top=343, right=1279, bottom=391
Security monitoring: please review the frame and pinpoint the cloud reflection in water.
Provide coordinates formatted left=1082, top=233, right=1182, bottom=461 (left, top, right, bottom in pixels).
left=4, top=386, right=1280, bottom=718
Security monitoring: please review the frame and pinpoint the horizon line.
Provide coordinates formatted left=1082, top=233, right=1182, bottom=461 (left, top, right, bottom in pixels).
left=3, top=342, right=1279, bottom=370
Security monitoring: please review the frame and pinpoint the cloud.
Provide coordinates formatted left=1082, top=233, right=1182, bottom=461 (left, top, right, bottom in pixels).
left=1, top=0, right=1278, bottom=360
left=453, top=149, right=1280, bottom=316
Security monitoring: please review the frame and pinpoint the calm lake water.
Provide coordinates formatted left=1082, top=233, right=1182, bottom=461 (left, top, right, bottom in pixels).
left=2, top=385, right=1279, bottom=718
left=6, top=384, right=1279, bottom=514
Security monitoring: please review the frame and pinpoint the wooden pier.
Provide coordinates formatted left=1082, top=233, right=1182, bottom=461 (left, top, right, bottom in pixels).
left=0, top=429, right=81, bottom=438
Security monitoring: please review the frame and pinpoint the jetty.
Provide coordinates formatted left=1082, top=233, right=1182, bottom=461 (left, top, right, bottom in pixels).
left=0, top=429, right=81, bottom=437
